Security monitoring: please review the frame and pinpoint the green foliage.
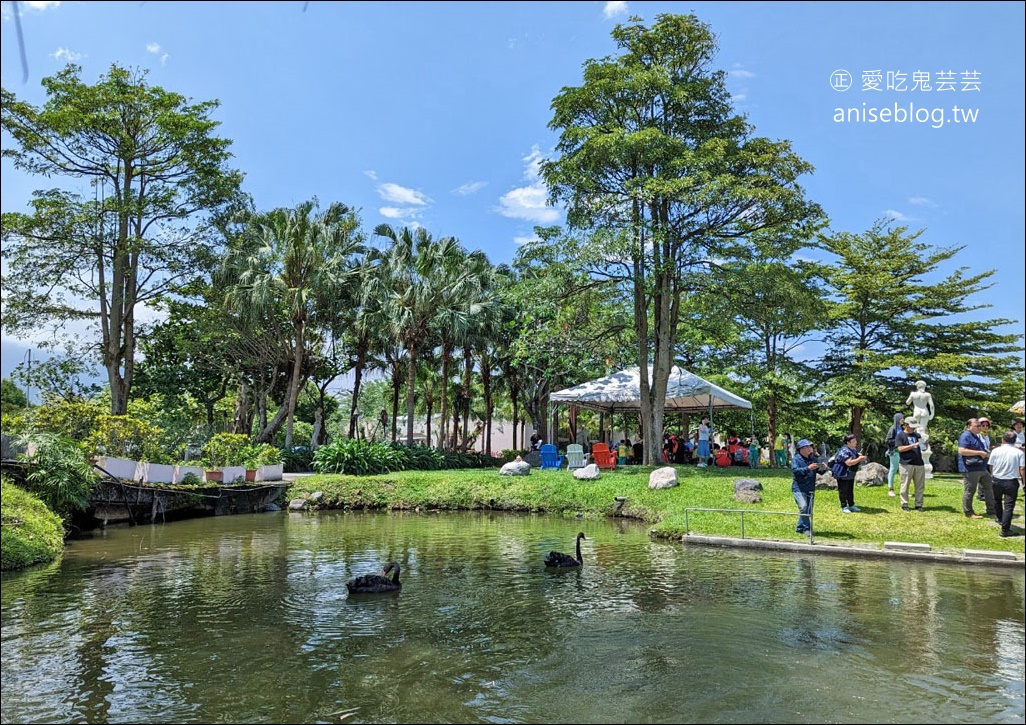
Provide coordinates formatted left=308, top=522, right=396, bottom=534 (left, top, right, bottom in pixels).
left=1, top=377, right=28, bottom=408
left=179, top=472, right=203, bottom=486
left=280, top=445, right=313, bottom=473
left=16, top=432, right=97, bottom=522
left=273, top=420, right=313, bottom=449
left=126, top=393, right=205, bottom=462
left=28, top=399, right=105, bottom=443
left=313, top=438, right=403, bottom=475
left=818, top=218, right=1023, bottom=433
left=202, top=432, right=252, bottom=468
left=245, top=443, right=282, bottom=466
left=1, top=476, right=65, bottom=570
left=84, top=415, right=167, bottom=462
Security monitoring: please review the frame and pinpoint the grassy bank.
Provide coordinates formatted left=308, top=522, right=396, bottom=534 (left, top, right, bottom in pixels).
left=285, top=465, right=1026, bottom=557
left=1, top=476, right=65, bottom=570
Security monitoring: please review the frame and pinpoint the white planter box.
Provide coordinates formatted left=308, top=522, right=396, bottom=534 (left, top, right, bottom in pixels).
left=93, top=456, right=137, bottom=480
left=174, top=465, right=205, bottom=484
left=137, top=461, right=176, bottom=484
left=255, top=463, right=284, bottom=481
left=221, top=465, right=247, bottom=484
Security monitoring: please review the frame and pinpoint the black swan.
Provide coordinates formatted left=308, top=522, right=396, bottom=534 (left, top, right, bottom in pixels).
left=346, top=562, right=402, bottom=594
left=544, top=532, right=586, bottom=568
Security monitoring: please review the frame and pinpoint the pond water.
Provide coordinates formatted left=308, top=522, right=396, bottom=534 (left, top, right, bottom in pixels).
left=2, top=511, right=1023, bottom=724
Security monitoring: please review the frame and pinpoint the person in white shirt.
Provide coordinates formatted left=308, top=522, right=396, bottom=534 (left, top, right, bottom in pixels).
left=987, top=431, right=1025, bottom=538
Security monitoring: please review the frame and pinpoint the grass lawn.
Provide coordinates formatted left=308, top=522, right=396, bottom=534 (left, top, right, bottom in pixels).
left=285, top=464, right=1026, bottom=558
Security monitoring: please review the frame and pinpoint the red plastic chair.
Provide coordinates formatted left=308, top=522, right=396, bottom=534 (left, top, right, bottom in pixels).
left=591, top=443, right=618, bottom=471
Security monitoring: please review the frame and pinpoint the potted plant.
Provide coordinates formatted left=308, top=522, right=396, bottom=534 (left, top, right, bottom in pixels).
left=201, top=433, right=251, bottom=484
left=253, top=444, right=284, bottom=481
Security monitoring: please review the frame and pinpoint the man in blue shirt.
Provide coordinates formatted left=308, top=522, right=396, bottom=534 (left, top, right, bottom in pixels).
left=957, top=418, right=994, bottom=519
left=791, top=438, right=822, bottom=537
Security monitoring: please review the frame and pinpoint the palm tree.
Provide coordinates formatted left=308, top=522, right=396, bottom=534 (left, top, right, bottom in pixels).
left=223, top=199, right=362, bottom=446
left=375, top=224, right=471, bottom=446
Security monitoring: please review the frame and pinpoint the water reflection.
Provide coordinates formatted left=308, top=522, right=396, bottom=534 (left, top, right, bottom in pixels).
left=2, top=510, right=1023, bottom=724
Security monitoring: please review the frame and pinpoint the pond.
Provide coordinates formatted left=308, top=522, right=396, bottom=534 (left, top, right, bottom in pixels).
left=2, top=511, right=1023, bottom=724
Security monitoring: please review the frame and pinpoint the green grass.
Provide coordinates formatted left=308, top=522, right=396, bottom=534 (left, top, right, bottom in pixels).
left=1, top=476, right=66, bottom=571
left=286, top=465, right=1026, bottom=557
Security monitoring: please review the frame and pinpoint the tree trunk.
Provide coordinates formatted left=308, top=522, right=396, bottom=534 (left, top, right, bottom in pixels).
left=406, top=346, right=419, bottom=445
left=347, top=341, right=367, bottom=439
left=283, top=318, right=305, bottom=448
left=437, top=343, right=453, bottom=448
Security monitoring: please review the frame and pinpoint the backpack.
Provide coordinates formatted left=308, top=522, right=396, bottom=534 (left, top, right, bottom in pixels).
left=830, top=447, right=854, bottom=479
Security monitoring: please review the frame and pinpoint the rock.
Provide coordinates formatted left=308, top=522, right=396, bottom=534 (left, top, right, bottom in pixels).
left=288, top=498, right=308, bottom=511
left=855, top=462, right=888, bottom=487
left=733, top=478, right=763, bottom=494
left=815, top=471, right=837, bottom=489
left=573, top=463, right=601, bottom=480
left=648, top=466, right=678, bottom=489
left=500, top=460, right=531, bottom=476
left=735, top=489, right=762, bottom=504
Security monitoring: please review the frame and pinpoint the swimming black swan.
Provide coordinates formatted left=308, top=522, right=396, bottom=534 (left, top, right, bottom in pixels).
left=346, top=562, right=402, bottom=594
left=544, top=532, right=586, bottom=568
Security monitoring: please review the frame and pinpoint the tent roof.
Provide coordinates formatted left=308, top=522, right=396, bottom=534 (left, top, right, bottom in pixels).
left=550, top=366, right=752, bottom=414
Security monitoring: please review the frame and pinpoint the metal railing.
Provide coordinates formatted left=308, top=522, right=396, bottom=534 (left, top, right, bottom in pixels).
left=683, top=507, right=814, bottom=543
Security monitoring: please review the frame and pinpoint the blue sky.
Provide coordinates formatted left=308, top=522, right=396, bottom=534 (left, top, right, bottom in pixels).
left=2, top=1, right=1024, bottom=384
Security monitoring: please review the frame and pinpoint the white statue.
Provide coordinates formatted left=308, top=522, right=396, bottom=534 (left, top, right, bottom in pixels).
left=905, top=380, right=936, bottom=479
left=905, top=381, right=935, bottom=436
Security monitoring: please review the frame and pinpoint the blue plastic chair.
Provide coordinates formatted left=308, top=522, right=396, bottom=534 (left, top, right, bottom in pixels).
left=539, top=444, right=565, bottom=471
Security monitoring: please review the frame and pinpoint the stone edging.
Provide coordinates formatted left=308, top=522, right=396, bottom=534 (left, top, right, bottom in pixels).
left=681, top=534, right=1026, bottom=570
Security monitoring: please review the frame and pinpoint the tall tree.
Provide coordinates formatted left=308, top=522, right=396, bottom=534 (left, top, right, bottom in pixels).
left=1, top=64, right=243, bottom=414
left=818, top=218, right=1022, bottom=439
left=223, top=199, right=363, bottom=446
left=541, top=14, right=822, bottom=464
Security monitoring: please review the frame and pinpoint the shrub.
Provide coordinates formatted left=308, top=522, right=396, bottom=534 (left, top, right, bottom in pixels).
left=202, top=432, right=252, bottom=468
left=16, top=432, right=97, bottom=523
left=84, top=415, right=166, bottom=462
left=281, top=445, right=313, bottom=473
left=179, top=472, right=203, bottom=486
left=29, top=400, right=105, bottom=443
left=312, top=438, right=402, bottom=475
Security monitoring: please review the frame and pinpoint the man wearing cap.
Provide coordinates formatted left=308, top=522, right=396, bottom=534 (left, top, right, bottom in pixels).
left=958, top=418, right=995, bottom=519
left=987, top=431, right=1024, bottom=537
left=790, top=438, right=823, bottom=537
left=895, top=419, right=926, bottom=511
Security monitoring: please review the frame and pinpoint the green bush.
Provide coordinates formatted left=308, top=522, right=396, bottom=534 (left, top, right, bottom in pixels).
left=1, top=476, right=65, bottom=570
left=202, top=432, right=252, bottom=468
left=312, top=438, right=402, bottom=475
left=16, top=432, right=97, bottom=523
left=280, top=445, right=313, bottom=473
left=84, top=414, right=166, bottom=462
left=29, top=400, right=104, bottom=443
left=241, top=442, right=282, bottom=467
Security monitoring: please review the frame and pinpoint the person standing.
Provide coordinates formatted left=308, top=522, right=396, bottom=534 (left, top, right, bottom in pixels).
left=895, top=419, right=926, bottom=511
left=987, top=431, right=1025, bottom=537
left=958, top=418, right=995, bottom=519
left=1012, top=419, right=1025, bottom=450
left=884, top=413, right=904, bottom=497
left=832, top=433, right=868, bottom=513
left=791, top=438, right=822, bottom=538
left=748, top=435, right=760, bottom=470
left=774, top=432, right=788, bottom=468
left=697, top=417, right=712, bottom=468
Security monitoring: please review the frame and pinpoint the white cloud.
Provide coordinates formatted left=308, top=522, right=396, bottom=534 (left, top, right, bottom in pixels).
left=453, top=181, right=487, bottom=196
left=883, top=209, right=912, bottom=222
left=3, top=1, right=60, bottom=18
left=146, top=42, right=161, bottom=54
left=730, top=67, right=756, bottom=80
left=603, top=1, right=628, bottom=19
left=377, top=182, right=430, bottom=206
left=364, top=170, right=378, bottom=181
left=495, top=145, right=561, bottom=223
left=160, top=53, right=169, bottom=66
left=52, top=47, right=82, bottom=62
left=513, top=235, right=541, bottom=246
left=731, top=93, right=747, bottom=103
left=379, top=207, right=416, bottom=220
left=908, top=196, right=937, bottom=208
left=25, top=1, right=62, bottom=10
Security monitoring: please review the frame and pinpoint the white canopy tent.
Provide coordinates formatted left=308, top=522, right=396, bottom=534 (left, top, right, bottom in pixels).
left=550, top=366, right=752, bottom=415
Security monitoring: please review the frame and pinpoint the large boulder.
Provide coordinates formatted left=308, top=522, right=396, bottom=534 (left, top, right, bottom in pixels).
left=649, top=466, right=679, bottom=489
left=733, top=478, right=763, bottom=494
left=815, top=471, right=837, bottom=490
left=500, top=460, right=531, bottom=476
left=573, top=463, right=601, bottom=480
left=855, top=462, right=889, bottom=487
